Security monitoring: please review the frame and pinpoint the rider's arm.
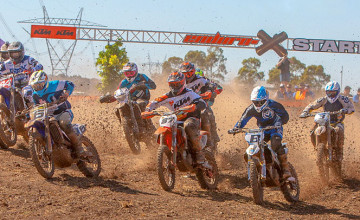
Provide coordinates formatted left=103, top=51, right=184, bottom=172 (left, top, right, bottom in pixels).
left=339, top=95, right=355, bottom=114
left=63, top=81, right=75, bottom=96
left=234, top=104, right=254, bottom=129
left=140, top=74, right=156, bottom=90
left=271, top=101, right=289, bottom=124
left=303, top=97, right=327, bottom=113
left=28, top=56, right=43, bottom=72
left=146, top=93, right=171, bottom=111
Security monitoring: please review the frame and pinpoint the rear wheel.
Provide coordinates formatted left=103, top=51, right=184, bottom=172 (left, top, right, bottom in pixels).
left=122, top=116, right=141, bottom=155
left=196, top=150, right=219, bottom=189
left=281, top=162, right=300, bottom=203
left=157, top=145, right=175, bottom=191
left=0, top=103, right=17, bottom=149
left=249, top=161, right=263, bottom=205
left=77, top=136, right=101, bottom=178
left=316, top=143, right=329, bottom=184
left=29, top=129, right=54, bottom=179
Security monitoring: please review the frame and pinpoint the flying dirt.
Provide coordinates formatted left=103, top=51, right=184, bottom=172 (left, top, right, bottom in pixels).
left=0, top=78, right=359, bottom=219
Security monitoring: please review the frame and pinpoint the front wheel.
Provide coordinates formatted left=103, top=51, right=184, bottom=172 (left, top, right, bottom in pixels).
left=77, top=136, right=101, bottom=178
left=316, top=143, right=329, bottom=184
left=122, top=116, right=141, bottom=155
left=281, top=162, right=300, bottom=203
left=0, top=103, right=17, bottom=148
left=249, top=161, right=263, bottom=205
left=196, top=150, right=219, bottom=190
left=29, top=129, right=54, bottom=179
left=157, top=145, right=175, bottom=191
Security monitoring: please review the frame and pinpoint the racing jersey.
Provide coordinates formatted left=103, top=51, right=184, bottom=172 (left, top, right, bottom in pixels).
left=0, top=55, right=43, bottom=88
left=185, top=75, right=222, bottom=104
left=0, top=55, right=43, bottom=74
left=303, top=95, right=355, bottom=123
left=32, top=80, right=74, bottom=115
left=146, top=88, right=206, bottom=120
left=119, top=73, right=156, bottom=101
left=235, top=99, right=289, bottom=129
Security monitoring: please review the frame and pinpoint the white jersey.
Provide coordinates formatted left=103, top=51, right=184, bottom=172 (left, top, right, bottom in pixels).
left=185, top=75, right=211, bottom=94
left=0, top=55, right=43, bottom=75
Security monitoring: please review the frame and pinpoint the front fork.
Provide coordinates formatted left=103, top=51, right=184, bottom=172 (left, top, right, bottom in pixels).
left=171, top=124, right=177, bottom=167
left=247, top=149, right=266, bottom=181
left=44, top=110, right=53, bottom=156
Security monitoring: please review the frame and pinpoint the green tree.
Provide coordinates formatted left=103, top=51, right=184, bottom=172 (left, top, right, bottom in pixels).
left=162, top=56, right=183, bottom=75
left=204, top=47, right=227, bottom=82
left=184, top=50, right=206, bottom=69
left=96, top=40, right=129, bottom=93
left=237, top=57, right=264, bottom=85
left=300, top=65, right=330, bottom=90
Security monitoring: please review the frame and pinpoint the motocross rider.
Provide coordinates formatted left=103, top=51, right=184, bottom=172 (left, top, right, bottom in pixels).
left=28, top=70, right=88, bottom=158
left=228, top=86, right=292, bottom=179
left=300, top=81, right=355, bottom=165
left=145, top=71, right=209, bottom=166
left=0, top=41, right=10, bottom=65
left=101, top=62, right=156, bottom=132
left=0, top=41, right=43, bottom=76
left=180, top=62, right=222, bottom=148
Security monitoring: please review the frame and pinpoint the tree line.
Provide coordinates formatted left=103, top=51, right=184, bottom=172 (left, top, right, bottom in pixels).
left=96, top=40, right=330, bottom=93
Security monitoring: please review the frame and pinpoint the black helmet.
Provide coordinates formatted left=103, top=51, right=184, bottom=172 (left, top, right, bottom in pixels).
left=8, top=41, right=25, bottom=64
left=168, top=71, right=186, bottom=95
left=0, top=42, right=10, bottom=62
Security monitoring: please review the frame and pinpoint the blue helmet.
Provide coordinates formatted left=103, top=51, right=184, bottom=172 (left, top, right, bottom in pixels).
left=251, top=86, right=269, bottom=112
left=325, top=81, right=340, bottom=103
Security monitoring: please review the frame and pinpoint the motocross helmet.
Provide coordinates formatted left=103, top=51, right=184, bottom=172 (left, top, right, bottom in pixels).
left=29, top=70, right=48, bottom=91
left=168, top=71, right=186, bottom=96
left=122, top=62, right=138, bottom=82
left=8, top=41, right=25, bottom=64
left=325, top=81, right=340, bottom=104
left=0, top=41, right=10, bottom=61
left=180, top=61, right=196, bottom=83
left=195, top=68, right=204, bottom=77
left=250, top=86, right=269, bottom=112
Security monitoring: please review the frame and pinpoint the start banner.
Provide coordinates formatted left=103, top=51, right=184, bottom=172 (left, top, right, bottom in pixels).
left=31, top=25, right=76, bottom=40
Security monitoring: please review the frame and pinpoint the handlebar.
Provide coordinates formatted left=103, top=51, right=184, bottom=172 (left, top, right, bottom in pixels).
left=228, top=125, right=281, bottom=135
left=299, top=110, right=343, bottom=118
left=141, top=104, right=196, bottom=119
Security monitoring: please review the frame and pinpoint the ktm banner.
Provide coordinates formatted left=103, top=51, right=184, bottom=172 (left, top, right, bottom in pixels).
left=31, top=25, right=76, bottom=40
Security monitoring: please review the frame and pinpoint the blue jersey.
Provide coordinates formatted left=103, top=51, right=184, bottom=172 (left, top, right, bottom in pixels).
left=119, top=73, right=156, bottom=101
left=235, top=99, right=289, bottom=129
left=32, top=80, right=74, bottom=115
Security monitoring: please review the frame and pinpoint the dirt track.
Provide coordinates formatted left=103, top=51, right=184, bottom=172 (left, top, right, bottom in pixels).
left=0, top=82, right=359, bottom=219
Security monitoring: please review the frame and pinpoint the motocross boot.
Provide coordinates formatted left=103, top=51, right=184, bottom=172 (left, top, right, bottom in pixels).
left=279, top=154, right=292, bottom=180
left=67, top=130, right=90, bottom=159
left=195, top=150, right=212, bottom=169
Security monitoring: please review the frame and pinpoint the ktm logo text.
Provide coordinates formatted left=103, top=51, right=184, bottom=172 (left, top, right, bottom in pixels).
left=173, top=97, right=191, bottom=109
left=34, top=29, right=51, bottom=35
left=183, top=32, right=259, bottom=46
left=56, top=30, right=74, bottom=36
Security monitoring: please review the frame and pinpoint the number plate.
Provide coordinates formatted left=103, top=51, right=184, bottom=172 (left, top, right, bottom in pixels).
left=245, top=132, right=261, bottom=144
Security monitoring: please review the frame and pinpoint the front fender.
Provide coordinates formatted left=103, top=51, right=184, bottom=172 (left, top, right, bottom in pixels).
left=314, top=125, right=326, bottom=136
left=25, top=120, right=46, bottom=138
left=155, top=127, right=172, bottom=150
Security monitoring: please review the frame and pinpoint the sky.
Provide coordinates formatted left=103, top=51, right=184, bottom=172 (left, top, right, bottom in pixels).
left=1, top=0, right=360, bottom=92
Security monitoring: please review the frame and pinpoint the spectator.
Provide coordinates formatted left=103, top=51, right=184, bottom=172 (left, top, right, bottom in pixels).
left=276, top=55, right=291, bottom=86
left=274, top=84, right=286, bottom=100
left=341, top=86, right=353, bottom=98
left=285, top=84, right=293, bottom=99
left=353, top=88, right=360, bottom=104
left=294, top=85, right=306, bottom=101
left=304, top=84, right=315, bottom=99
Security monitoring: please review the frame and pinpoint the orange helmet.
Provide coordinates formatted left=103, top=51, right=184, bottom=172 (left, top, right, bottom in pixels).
left=180, top=61, right=195, bottom=82
left=167, top=71, right=186, bottom=95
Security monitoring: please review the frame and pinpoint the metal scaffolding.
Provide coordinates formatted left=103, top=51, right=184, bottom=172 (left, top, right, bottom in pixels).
left=18, top=6, right=106, bottom=76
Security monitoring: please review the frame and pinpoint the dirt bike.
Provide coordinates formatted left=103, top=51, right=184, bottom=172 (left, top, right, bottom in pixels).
left=0, top=72, right=29, bottom=149
left=300, top=110, right=343, bottom=184
left=24, top=101, right=101, bottom=179
left=142, top=104, right=219, bottom=191
left=229, top=126, right=300, bottom=205
left=100, top=87, right=155, bottom=155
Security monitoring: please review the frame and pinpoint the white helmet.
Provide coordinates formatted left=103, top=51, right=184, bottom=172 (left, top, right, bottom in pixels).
left=251, top=86, right=269, bottom=112
left=325, top=81, right=340, bottom=103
